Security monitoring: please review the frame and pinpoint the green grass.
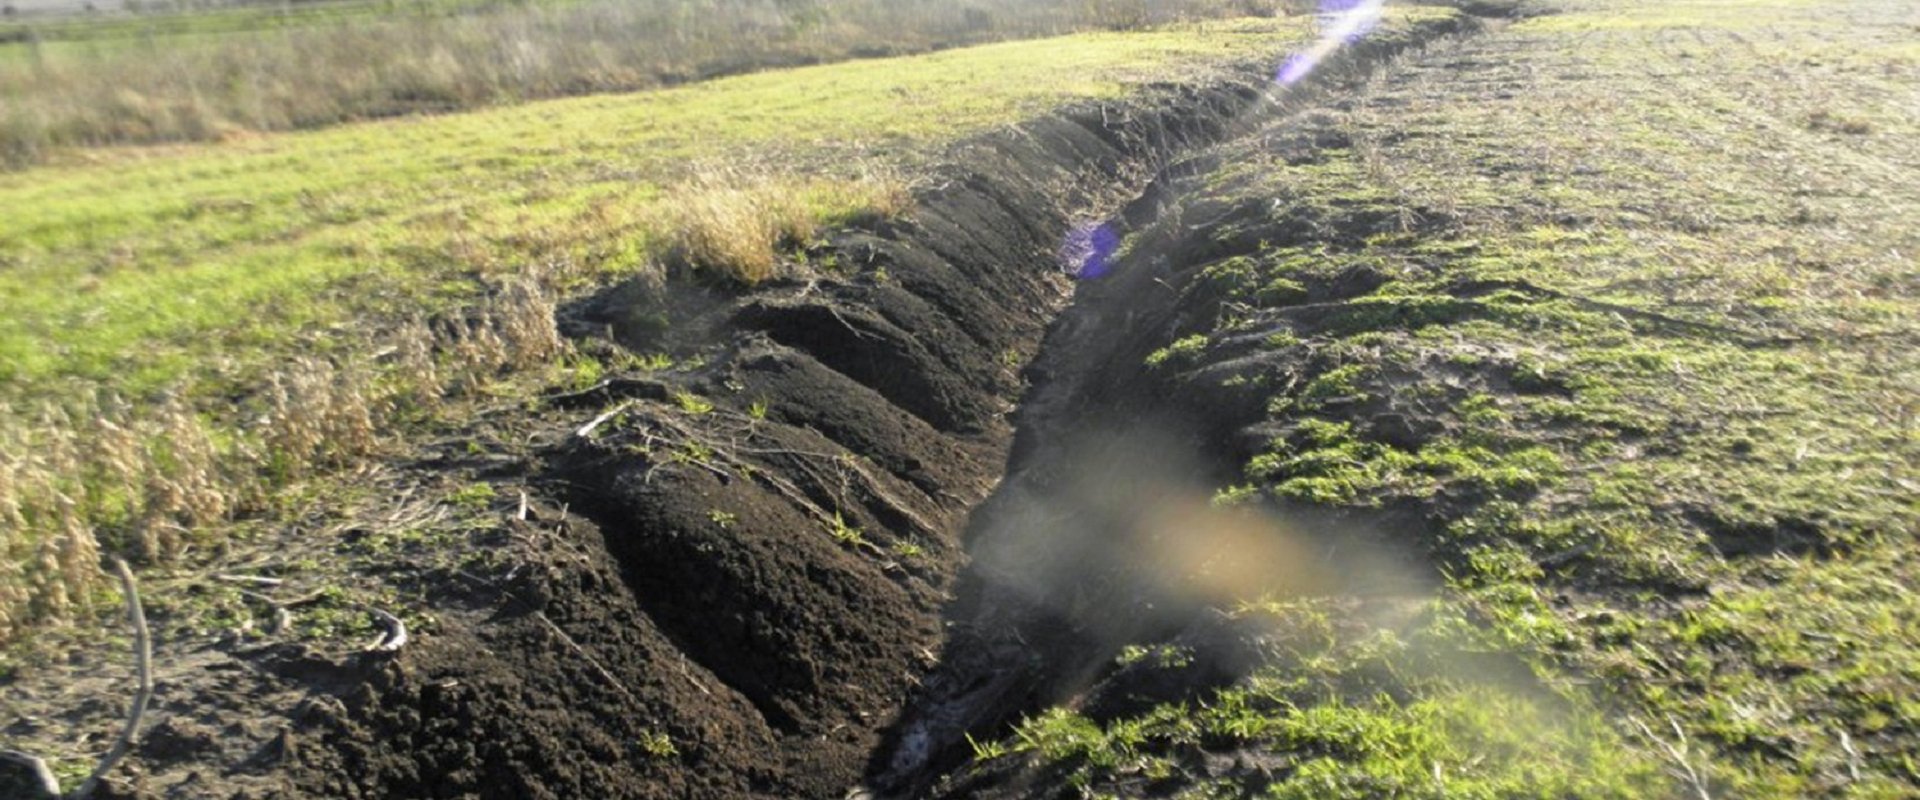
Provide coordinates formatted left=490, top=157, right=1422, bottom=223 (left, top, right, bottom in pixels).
left=958, top=0, right=1920, bottom=794
left=0, top=0, right=1306, bottom=165
left=0, top=15, right=1323, bottom=399
left=0, top=12, right=1367, bottom=645
left=995, top=599, right=1666, bottom=798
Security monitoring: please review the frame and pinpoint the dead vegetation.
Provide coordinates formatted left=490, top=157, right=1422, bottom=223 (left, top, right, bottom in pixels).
left=0, top=0, right=1296, bottom=168
left=660, top=167, right=912, bottom=285
left=0, top=149, right=921, bottom=644
left=0, top=272, right=567, bottom=643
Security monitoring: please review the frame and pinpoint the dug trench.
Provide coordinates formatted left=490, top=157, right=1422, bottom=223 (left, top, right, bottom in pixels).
left=230, top=10, right=1506, bottom=800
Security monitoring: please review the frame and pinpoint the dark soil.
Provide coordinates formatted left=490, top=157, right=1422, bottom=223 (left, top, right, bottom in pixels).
left=273, top=18, right=1473, bottom=799
left=1, top=11, right=1490, bottom=800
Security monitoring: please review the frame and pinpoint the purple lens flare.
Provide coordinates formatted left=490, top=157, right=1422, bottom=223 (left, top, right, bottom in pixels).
left=1061, top=222, right=1121, bottom=280
left=1275, top=0, right=1387, bottom=87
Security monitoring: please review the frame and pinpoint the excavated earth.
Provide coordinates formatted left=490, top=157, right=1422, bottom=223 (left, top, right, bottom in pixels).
left=14, top=0, right=1916, bottom=796
left=1, top=9, right=1531, bottom=800
left=276, top=15, right=1484, bottom=799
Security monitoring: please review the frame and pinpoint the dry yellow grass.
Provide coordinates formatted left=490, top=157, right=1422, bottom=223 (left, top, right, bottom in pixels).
left=0, top=0, right=1294, bottom=168
left=0, top=10, right=1341, bottom=643
left=0, top=159, right=911, bottom=641
left=662, top=168, right=912, bottom=285
left=0, top=272, right=568, bottom=642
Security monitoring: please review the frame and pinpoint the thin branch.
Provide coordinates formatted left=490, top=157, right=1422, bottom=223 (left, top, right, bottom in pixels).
left=365, top=608, right=409, bottom=653
left=574, top=400, right=633, bottom=440
left=213, top=574, right=285, bottom=587
left=71, top=558, right=153, bottom=800
left=1631, top=715, right=1712, bottom=800
left=0, top=750, right=59, bottom=799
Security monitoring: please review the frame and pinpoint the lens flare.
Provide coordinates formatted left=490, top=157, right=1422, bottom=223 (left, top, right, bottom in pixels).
left=1060, top=221, right=1120, bottom=279
left=1277, top=0, right=1387, bottom=86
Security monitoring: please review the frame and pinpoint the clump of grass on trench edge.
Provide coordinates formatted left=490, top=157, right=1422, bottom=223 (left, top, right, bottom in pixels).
left=0, top=274, right=566, bottom=644
left=0, top=159, right=914, bottom=643
left=660, top=167, right=912, bottom=285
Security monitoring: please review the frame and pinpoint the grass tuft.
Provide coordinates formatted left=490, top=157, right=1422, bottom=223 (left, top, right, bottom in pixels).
left=0, top=273, right=570, bottom=642
left=661, top=168, right=910, bottom=285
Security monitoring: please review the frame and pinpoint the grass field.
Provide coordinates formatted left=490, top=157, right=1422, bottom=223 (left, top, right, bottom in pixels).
left=0, top=16, right=1324, bottom=396
left=0, top=0, right=1303, bottom=166
left=0, top=0, right=522, bottom=41
left=0, top=9, right=1361, bottom=642
left=953, top=0, right=1920, bottom=795
left=6, top=0, right=1917, bottom=795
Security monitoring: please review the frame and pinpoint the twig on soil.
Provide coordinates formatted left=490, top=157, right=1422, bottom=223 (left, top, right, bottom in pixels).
left=214, top=574, right=285, bottom=586
left=229, top=583, right=326, bottom=638
left=1838, top=729, right=1862, bottom=783
left=543, top=378, right=671, bottom=410
left=71, top=559, right=154, bottom=800
left=816, top=448, right=940, bottom=538
left=1631, top=715, right=1713, bottom=800
left=825, top=305, right=876, bottom=341
left=365, top=608, right=409, bottom=653
left=660, top=415, right=835, bottom=524
left=0, top=750, right=59, bottom=799
left=574, top=401, right=634, bottom=440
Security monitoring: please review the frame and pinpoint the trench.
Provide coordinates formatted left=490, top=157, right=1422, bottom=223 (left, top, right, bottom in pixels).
left=304, top=10, right=1500, bottom=800
left=853, top=16, right=1509, bottom=797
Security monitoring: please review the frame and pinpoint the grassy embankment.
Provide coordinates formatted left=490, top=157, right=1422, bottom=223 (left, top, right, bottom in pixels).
left=0, top=0, right=1299, bottom=167
left=964, top=0, right=1919, bottom=795
left=0, top=10, right=1352, bottom=644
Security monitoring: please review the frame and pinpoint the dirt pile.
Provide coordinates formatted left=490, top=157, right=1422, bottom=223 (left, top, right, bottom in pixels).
left=277, top=13, right=1486, bottom=798
left=893, top=0, right=1920, bottom=794
left=278, top=61, right=1287, bottom=800
left=0, top=10, right=1511, bottom=800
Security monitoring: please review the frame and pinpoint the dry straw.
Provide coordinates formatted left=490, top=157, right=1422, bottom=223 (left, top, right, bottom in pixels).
left=0, top=0, right=1290, bottom=167
left=0, top=275, right=570, bottom=642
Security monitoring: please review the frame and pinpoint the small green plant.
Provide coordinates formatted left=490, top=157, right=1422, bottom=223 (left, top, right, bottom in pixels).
left=708, top=509, right=738, bottom=529
left=634, top=353, right=675, bottom=372
left=747, top=399, right=770, bottom=420
left=1013, top=708, right=1113, bottom=767
left=569, top=355, right=607, bottom=390
left=1211, top=484, right=1260, bottom=507
left=637, top=729, right=678, bottom=761
left=1264, top=330, right=1302, bottom=348
left=448, top=483, right=497, bottom=510
left=827, top=511, right=868, bottom=547
left=892, top=541, right=925, bottom=559
left=672, top=440, right=714, bottom=466
left=1116, top=643, right=1194, bottom=669
left=673, top=392, right=715, bottom=415
left=47, top=757, right=90, bottom=790
left=1145, top=334, right=1209, bottom=369
left=295, top=586, right=374, bottom=640
left=967, top=731, right=1010, bottom=761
